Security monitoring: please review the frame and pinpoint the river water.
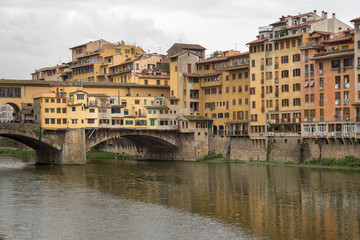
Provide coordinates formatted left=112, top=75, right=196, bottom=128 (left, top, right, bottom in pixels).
left=0, top=155, right=360, bottom=240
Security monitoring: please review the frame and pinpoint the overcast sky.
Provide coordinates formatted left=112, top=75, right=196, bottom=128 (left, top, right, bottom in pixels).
left=1, top=0, right=359, bottom=79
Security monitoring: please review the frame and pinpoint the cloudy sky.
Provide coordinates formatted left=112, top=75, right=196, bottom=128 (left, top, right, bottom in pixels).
left=1, top=0, right=359, bottom=79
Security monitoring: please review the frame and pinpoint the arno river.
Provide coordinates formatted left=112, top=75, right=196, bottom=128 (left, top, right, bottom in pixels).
left=1, top=155, right=360, bottom=239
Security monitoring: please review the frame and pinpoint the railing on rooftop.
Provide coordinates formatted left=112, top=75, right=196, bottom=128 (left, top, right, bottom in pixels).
left=259, top=26, right=273, bottom=32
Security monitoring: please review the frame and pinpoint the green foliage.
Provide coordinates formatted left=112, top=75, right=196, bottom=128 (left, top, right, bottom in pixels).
left=158, top=63, right=170, bottom=72
left=305, top=156, right=360, bottom=167
left=0, top=148, right=35, bottom=156
left=199, top=154, right=224, bottom=162
left=86, top=151, right=138, bottom=161
left=32, top=128, right=42, bottom=139
left=280, top=28, right=288, bottom=37
left=208, top=50, right=223, bottom=59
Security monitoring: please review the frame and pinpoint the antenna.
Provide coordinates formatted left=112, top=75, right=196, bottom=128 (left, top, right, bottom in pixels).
left=234, top=43, right=237, bottom=50
left=158, top=47, right=162, bottom=54
left=178, top=38, right=182, bottom=43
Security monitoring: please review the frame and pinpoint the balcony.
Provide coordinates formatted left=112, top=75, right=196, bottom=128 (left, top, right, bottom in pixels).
left=304, top=117, right=315, bottom=122
left=259, top=26, right=273, bottom=32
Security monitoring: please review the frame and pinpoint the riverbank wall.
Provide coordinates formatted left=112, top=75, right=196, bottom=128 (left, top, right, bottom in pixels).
left=209, top=136, right=360, bottom=162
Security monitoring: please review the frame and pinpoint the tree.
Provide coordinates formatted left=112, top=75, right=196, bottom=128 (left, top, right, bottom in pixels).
left=208, top=50, right=223, bottom=59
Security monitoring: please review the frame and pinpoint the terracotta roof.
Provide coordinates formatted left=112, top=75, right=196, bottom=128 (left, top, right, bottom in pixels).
left=168, top=51, right=190, bottom=59
left=247, top=38, right=267, bottom=45
left=197, top=56, right=228, bottom=64
left=167, top=43, right=206, bottom=52
left=272, top=33, right=303, bottom=41
left=109, top=60, right=134, bottom=68
left=136, top=75, right=170, bottom=79
left=223, top=64, right=249, bottom=71
left=350, top=17, right=360, bottom=22
left=183, top=115, right=212, bottom=121
left=71, top=63, right=94, bottom=69
left=183, top=72, right=220, bottom=77
left=225, top=120, right=250, bottom=124
left=323, top=32, right=353, bottom=43
left=227, top=51, right=249, bottom=58
left=77, top=51, right=100, bottom=59
left=293, top=12, right=313, bottom=18
left=311, top=30, right=332, bottom=35
left=311, top=50, right=354, bottom=60
left=270, top=20, right=287, bottom=26
left=287, top=19, right=321, bottom=30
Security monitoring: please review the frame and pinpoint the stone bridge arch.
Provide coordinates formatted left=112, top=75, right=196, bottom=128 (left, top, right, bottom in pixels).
left=0, top=124, right=62, bottom=163
left=86, top=129, right=185, bottom=160
left=0, top=102, right=20, bottom=121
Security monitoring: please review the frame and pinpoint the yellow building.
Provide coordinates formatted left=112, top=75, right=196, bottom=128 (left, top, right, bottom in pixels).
left=248, top=10, right=351, bottom=139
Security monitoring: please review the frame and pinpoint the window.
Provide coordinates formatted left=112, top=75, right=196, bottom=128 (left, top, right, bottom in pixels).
left=57, top=119, right=61, bottom=124
left=144, top=80, right=148, bottom=85
left=252, top=101, right=256, bottom=109
left=72, top=107, right=76, bottom=112
left=45, top=108, right=49, bottom=113
left=282, top=99, right=289, bottom=107
left=293, top=98, right=301, bottom=106
left=281, top=56, right=288, bottom=64
left=281, top=85, right=289, bottom=92
left=62, top=108, right=67, bottom=113
left=45, top=99, right=49, bottom=103
left=89, top=108, right=95, bottom=113
left=252, top=74, right=255, bottom=81
left=87, top=119, right=95, bottom=124
left=344, top=58, right=353, bottom=68
left=293, top=69, right=301, bottom=77
left=281, top=70, right=289, bottom=78
left=293, top=54, right=300, bottom=62
left=57, top=108, right=61, bottom=113
left=51, top=118, right=55, bottom=124
left=331, top=60, right=340, bottom=69
left=251, top=60, right=255, bottom=67
left=51, top=99, right=55, bottom=103
left=45, top=118, right=49, bottom=124
left=77, top=94, right=84, bottom=100
left=50, top=108, right=55, bottom=113
left=156, top=80, right=160, bottom=85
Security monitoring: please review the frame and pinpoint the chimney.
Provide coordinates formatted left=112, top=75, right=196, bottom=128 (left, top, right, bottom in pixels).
left=332, top=13, right=336, bottom=19
left=324, top=12, right=328, bottom=18
left=321, top=11, right=325, bottom=18
left=314, top=10, right=317, bottom=20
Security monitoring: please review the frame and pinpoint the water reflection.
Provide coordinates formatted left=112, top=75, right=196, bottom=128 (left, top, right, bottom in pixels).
left=1, top=156, right=360, bottom=239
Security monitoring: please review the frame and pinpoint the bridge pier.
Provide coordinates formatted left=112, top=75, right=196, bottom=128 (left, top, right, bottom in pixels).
left=35, top=128, right=86, bottom=164
left=60, top=128, right=86, bottom=164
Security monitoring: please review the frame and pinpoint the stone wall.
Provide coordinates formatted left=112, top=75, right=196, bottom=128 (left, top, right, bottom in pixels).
left=209, top=136, right=360, bottom=162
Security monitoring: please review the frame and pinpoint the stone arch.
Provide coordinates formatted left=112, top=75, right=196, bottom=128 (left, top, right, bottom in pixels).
left=213, top=125, right=218, bottom=135
left=219, top=125, right=224, bottom=136
left=0, top=102, right=20, bottom=121
left=88, top=134, right=178, bottom=152
left=0, top=132, right=61, bottom=163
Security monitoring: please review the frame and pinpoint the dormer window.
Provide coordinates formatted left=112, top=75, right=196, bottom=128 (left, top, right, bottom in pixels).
left=302, top=18, right=307, bottom=23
